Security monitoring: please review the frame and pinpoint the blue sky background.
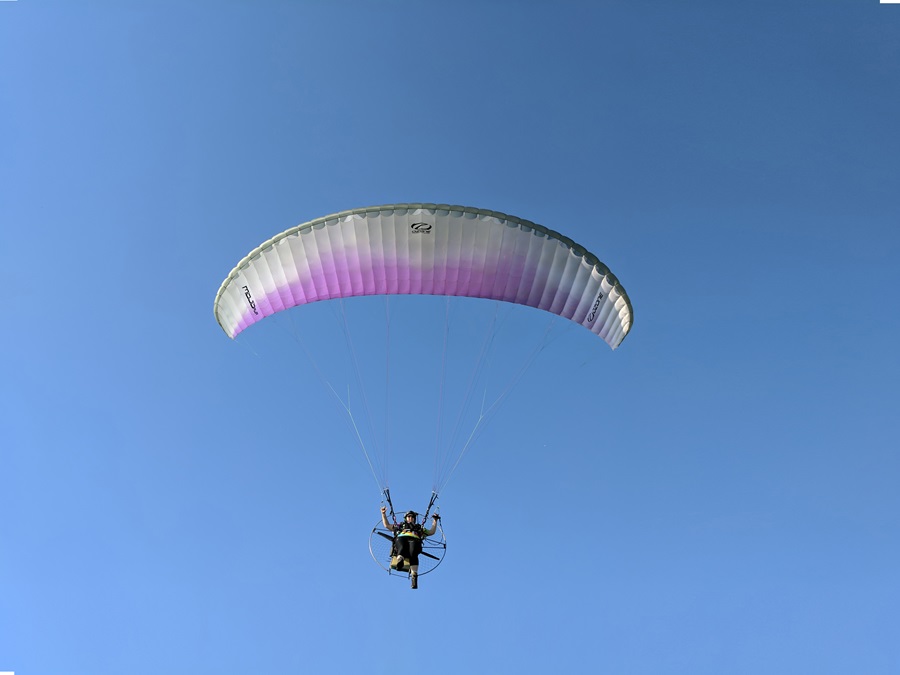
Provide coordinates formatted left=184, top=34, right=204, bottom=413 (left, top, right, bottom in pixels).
left=2, top=1, right=899, bottom=673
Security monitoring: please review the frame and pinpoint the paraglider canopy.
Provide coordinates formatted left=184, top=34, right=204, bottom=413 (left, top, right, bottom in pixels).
left=213, top=203, right=633, bottom=349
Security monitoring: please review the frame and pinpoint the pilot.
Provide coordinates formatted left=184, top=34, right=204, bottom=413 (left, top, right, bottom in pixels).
left=381, top=507, right=439, bottom=589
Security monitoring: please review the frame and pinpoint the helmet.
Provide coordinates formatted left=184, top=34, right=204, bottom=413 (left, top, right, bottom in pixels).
left=404, top=511, right=418, bottom=519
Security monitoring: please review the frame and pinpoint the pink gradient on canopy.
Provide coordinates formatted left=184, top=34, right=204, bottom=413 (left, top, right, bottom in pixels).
left=232, top=253, right=538, bottom=337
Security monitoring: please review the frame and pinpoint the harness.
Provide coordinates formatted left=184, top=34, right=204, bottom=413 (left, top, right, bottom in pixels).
left=397, top=522, right=424, bottom=539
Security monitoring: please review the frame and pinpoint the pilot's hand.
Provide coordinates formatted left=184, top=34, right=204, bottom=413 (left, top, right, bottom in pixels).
left=432, top=513, right=440, bottom=520
left=380, top=506, right=387, bottom=514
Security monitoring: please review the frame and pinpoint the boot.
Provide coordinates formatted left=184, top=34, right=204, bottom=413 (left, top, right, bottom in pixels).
left=410, top=571, right=418, bottom=589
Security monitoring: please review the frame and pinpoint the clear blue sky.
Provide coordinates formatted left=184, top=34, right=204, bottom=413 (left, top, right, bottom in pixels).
left=2, top=1, right=899, bottom=673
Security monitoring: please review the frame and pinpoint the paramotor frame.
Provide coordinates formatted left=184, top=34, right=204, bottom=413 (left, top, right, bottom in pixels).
left=369, top=518, right=447, bottom=577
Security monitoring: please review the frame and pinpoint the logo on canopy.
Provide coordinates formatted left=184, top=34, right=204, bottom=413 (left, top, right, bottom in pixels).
left=410, top=222, right=433, bottom=234
left=587, top=290, right=605, bottom=323
left=242, top=285, right=259, bottom=315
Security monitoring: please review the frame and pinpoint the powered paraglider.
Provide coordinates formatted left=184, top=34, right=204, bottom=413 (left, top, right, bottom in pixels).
left=213, top=203, right=633, bottom=578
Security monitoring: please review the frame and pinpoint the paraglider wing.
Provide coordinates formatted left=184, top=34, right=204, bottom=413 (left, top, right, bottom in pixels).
left=213, top=204, right=633, bottom=349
